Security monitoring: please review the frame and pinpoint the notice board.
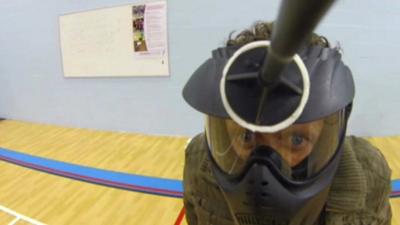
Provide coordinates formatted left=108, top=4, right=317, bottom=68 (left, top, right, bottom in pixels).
left=59, top=1, right=169, bottom=77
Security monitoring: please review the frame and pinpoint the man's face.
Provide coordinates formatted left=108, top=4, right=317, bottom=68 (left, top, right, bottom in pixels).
left=225, top=119, right=324, bottom=167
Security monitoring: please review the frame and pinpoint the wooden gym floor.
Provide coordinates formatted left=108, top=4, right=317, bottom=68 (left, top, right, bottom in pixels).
left=0, top=120, right=399, bottom=225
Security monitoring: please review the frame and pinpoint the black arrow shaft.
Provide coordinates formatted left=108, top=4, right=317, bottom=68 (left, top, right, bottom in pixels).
left=260, top=0, right=336, bottom=85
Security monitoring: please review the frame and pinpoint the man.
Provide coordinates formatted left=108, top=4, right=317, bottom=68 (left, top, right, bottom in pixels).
left=182, top=22, right=392, bottom=225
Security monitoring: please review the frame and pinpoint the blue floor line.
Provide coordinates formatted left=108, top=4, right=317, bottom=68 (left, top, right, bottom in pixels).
left=392, top=180, right=400, bottom=192
left=0, top=147, right=183, bottom=194
left=1, top=147, right=399, bottom=198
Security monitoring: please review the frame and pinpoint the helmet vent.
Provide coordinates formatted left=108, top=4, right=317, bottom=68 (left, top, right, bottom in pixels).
left=236, top=213, right=287, bottom=225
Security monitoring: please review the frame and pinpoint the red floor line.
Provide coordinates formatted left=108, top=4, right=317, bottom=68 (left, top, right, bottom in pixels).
left=174, top=207, right=186, bottom=225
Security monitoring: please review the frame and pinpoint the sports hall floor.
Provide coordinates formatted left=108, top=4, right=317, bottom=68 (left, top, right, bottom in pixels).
left=0, top=119, right=399, bottom=225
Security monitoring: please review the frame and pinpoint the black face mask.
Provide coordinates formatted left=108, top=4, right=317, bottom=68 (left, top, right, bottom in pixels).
left=208, top=125, right=346, bottom=225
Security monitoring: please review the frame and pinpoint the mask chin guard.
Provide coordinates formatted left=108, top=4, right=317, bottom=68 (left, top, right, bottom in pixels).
left=220, top=40, right=310, bottom=133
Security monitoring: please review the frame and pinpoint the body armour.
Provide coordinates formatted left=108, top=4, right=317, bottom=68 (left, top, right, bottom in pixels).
left=183, top=134, right=392, bottom=225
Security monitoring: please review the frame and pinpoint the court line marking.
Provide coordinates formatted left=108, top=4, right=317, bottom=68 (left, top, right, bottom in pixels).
left=8, top=217, right=20, bottom=225
left=2, top=147, right=400, bottom=198
left=174, top=207, right=186, bottom=225
left=0, top=154, right=182, bottom=198
left=0, top=205, right=47, bottom=225
left=0, top=147, right=183, bottom=198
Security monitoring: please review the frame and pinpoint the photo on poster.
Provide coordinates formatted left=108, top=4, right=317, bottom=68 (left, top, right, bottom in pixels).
left=132, top=5, right=147, bottom=52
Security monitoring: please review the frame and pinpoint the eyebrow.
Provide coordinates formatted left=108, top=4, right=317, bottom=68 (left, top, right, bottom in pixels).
left=288, top=125, right=321, bottom=142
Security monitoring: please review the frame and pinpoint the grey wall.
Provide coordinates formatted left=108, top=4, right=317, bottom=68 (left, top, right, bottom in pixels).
left=0, top=0, right=399, bottom=137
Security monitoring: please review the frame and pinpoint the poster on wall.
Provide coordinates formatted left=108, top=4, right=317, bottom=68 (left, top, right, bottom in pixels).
left=132, top=3, right=167, bottom=59
left=59, top=1, right=168, bottom=77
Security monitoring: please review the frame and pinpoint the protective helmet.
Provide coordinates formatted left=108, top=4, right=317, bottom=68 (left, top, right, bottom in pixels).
left=183, top=37, right=354, bottom=224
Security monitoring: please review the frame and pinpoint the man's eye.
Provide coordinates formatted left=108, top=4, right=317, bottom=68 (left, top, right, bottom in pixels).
left=291, top=135, right=304, bottom=146
left=240, top=130, right=256, bottom=145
